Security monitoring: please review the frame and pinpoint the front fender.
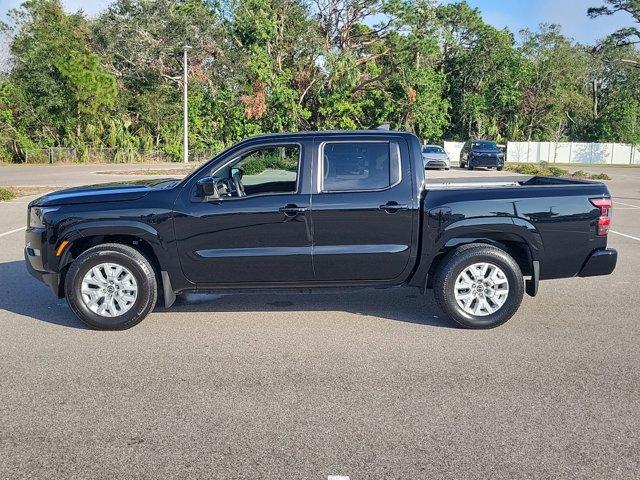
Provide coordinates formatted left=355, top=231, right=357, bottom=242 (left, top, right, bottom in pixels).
left=55, top=220, right=172, bottom=272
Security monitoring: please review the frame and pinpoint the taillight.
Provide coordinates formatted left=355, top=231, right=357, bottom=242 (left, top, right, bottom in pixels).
left=590, top=198, right=612, bottom=236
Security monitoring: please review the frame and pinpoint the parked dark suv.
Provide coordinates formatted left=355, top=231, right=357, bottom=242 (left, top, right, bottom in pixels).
left=460, top=140, right=504, bottom=170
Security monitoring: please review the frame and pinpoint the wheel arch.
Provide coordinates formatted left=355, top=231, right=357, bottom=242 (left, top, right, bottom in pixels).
left=56, top=223, right=176, bottom=301
left=426, top=236, right=534, bottom=286
left=416, top=222, right=541, bottom=295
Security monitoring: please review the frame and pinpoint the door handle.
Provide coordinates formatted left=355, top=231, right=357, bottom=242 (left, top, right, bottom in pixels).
left=279, top=204, right=309, bottom=217
left=379, top=202, right=409, bottom=213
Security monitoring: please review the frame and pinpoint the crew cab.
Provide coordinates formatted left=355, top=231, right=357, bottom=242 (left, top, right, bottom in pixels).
left=460, top=139, right=505, bottom=170
left=25, top=131, right=617, bottom=330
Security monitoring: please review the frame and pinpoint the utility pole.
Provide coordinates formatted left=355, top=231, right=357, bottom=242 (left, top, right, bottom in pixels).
left=183, top=45, right=192, bottom=164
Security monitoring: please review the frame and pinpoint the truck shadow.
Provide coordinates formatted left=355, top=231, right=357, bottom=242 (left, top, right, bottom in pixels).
left=167, top=289, right=454, bottom=328
left=0, top=260, right=86, bottom=329
left=0, top=260, right=455, bottom=329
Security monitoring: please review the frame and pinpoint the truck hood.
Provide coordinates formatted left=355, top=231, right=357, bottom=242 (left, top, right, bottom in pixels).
left=30, top=178, right=180, bottom=207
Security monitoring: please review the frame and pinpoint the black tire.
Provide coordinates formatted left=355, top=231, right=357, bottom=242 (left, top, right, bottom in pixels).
left=64, top=243, right=158, bottom=330
left=497, top=166, right=503, bottom=171
left=433, top=244, right=524, bottom=329
left=467, top=162, right=474, bottom=170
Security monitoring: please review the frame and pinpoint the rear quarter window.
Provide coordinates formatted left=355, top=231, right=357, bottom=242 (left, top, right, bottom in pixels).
left=321, top=142, right=401, bottom=192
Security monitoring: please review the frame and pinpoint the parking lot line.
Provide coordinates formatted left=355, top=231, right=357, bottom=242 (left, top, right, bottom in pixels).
left=0, top=226, right=26, bottom=238
left=327, top=476, right=350, bottom=480
left=610, top=230, right=640, bottom=242
left=614, top=200, right=640, bottom=209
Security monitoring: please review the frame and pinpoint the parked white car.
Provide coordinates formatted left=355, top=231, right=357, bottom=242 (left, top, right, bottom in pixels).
left=422, top=145, right=450, bottom=170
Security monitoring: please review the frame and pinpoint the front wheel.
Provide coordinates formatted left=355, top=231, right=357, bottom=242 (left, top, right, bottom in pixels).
left=433, top=244, right=524, bottom=329
left=64, top=243, right=158, bottom=330
left=497, top=166, right=503, bottom=171
left=467, top=163, right=474, bottom=170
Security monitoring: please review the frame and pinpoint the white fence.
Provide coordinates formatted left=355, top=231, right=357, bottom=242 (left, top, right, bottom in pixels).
left=507, top=142, right=640, bottom=165
left=443, top=141, right=640, bottom=165
left=443, top=141, right=465, bottom=165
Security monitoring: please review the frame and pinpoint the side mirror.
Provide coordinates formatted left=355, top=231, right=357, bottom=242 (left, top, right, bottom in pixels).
left=231, top=167, right=243, bottom=179
left=196, top=176, right=217, bottom=197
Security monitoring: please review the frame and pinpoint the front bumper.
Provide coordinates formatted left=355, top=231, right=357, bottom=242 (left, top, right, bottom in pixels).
left=25, top=249, right=63, bottom=297
left=578, top=248, right=617, bottom=277
left=424, top=159, right=449, bottom=169
left=470, top=155, right=503, bottom=167
left=25, top=227, right=63, bottom=297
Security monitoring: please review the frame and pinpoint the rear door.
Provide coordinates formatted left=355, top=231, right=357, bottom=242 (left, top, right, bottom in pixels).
left=310, top=136, right=415, bottom=282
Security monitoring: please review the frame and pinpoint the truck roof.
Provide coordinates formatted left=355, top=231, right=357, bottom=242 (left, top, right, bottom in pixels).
left=244, top=130, right=418, bottom=141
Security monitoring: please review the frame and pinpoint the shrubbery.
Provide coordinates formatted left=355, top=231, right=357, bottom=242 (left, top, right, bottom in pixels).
left=0, top=188, right=16, bottom=201
left=504, top=162, right=610, bottom=180
left=241, top=154, right=298, bottom=176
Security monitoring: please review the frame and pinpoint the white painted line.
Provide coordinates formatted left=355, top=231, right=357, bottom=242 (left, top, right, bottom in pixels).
left=610, top=230, right=640, bottom=242
left=0, top=226, right=26, bottom=238
left=614, top=200, right=640, bottom=209
left=328, top=476, right=350, bottom=480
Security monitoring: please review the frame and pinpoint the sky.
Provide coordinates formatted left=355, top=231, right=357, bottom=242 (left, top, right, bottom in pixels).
left=0, top=0, right=636, bottom=45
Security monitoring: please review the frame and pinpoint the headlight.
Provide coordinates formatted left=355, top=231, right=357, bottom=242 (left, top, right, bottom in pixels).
left=28, top=207, right=58, bottom=228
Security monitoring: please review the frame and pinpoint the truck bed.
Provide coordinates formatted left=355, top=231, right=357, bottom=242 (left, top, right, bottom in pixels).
left=418, top=175, right=611, bottom=282
left=426, top=175, right=599, bottom=190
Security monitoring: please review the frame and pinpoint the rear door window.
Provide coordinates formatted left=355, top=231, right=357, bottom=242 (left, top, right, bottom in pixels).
left=321, top=142, right=401, bottom=192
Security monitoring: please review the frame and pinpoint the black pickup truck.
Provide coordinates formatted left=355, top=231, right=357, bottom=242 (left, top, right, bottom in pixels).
left=25, top=131, right=617, bottom=330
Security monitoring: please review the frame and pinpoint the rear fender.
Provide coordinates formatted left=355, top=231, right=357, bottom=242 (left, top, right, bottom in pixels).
left=410, top=215, right=543, bottom=288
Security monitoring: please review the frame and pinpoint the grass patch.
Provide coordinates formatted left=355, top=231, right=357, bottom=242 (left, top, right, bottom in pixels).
left=0, top=187, right=16, bottom=201
left=0, top=186, right=55, bottom=200
left=504, top=162, right=610, bottom=180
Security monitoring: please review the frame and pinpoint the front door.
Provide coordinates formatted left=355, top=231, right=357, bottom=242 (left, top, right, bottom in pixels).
left=310, top=137, right=415, bottom=282
left=175, top=142, right=314, bottom=285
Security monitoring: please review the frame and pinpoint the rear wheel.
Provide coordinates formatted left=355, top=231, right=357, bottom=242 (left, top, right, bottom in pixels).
left=497, top=166, right=503, bottom=171
left=433, top=244, right=524, bottom=329
left=65, top=243, right=157, bottom=330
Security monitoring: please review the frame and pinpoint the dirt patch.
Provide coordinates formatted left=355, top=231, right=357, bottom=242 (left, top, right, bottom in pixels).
left=0, top=185, right=57, bottom=200
left=95, top=168, right=195, bottom=176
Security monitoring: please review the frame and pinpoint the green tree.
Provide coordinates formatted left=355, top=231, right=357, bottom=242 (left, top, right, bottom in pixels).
left=588, top=0, right=640, bottom=68
left=1, top=0, right=117, bottom=158
left=518, top=25, right=592, bottom=141
left=435, top=1, right=524, bottom=141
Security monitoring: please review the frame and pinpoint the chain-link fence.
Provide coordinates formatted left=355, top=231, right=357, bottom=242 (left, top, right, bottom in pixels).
left=23, top=147, right=216, bottom=164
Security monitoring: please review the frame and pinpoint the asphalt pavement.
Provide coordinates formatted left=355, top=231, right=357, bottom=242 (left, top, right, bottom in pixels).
left=0, top=164, right=639, bottom=479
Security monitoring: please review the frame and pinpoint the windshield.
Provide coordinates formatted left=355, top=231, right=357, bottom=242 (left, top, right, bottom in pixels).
left=472, top=141, right=498, bottom=150
left=422, top=146, right=445, bottom=154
